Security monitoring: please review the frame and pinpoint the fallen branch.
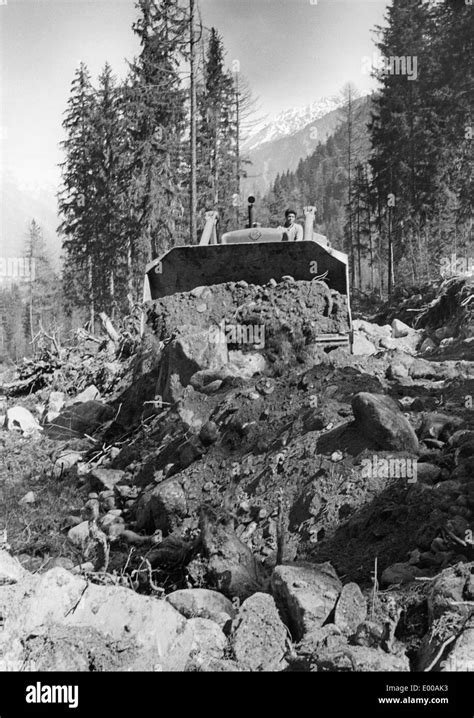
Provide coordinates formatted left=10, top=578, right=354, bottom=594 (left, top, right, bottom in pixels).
left=424, top=635, right=456, bottom=672
left=76, top=328, right=102, bottom=344
left=99, top=312, right=121, bottom=346
left=39, top=320, right=61, bottom=356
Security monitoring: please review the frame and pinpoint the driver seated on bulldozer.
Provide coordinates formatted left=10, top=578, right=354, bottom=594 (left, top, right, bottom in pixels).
left=279, top=209, right=303, bottom=241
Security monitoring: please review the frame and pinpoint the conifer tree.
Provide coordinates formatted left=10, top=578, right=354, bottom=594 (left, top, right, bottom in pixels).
left=125, top=0, right=188, bottom=281
left=197, top=28, right=238, bottom=234
left=58, top=63, right=98, bottom=328
left=91, top=63, right=129, bottom=316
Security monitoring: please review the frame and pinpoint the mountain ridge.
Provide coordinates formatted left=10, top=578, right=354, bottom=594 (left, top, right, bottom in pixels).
left=242, top=96, right=341, bottom=152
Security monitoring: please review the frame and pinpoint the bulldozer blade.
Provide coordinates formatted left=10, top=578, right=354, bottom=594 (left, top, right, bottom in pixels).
left=145, top=241, right=349, bottom=300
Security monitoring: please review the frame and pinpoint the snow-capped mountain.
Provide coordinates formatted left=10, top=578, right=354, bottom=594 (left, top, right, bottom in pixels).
left=243, top=97, right=341, bottom=152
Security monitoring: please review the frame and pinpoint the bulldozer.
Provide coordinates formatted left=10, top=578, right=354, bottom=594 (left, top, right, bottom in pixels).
left=143, top=199, right=353, bottom=350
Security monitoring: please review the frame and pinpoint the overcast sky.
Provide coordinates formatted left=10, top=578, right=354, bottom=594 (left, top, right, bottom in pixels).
left=0, top=0, right=390, bottom=188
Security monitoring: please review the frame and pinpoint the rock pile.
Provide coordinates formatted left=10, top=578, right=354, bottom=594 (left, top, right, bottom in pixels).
left=0, top=275, right=473, bottom=671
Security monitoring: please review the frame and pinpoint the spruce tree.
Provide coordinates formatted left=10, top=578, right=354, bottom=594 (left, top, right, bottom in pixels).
left=58, top=63, right=99, bottom=328
left=91, top=63, right=130, bottom=316
left=197, top=28, right=238, bottom=234
left=125, top=0, right=188, bottom=280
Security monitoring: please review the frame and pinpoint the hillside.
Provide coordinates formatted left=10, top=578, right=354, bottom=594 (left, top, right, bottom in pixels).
left=258, top=94, right=373, bottom=251
left=0, top=273, right=473, bottom=672
left=242, top=95, right=369, bottom=198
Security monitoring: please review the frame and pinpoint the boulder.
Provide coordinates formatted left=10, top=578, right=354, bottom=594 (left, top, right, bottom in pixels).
left=352, top=320, right=391, bottom=341
left=166, top=588, right=235, bottom=628
left=200, top=509, right=267, bottom=600
left=381, top=562, right=428, bottom=587
left=4, top=407, right=42, bottom=436
left=44, top=401, right=114, bottom=439
left=53, top=451, right=84, bottom=477
left=199, top=421, right=219, bottom=446
left=353, top=620, right=388, bottom=650
left=352, top=334, right=377, bottom=356
left=189, top=368, right=229, bottom=394
left=417, top=413, right=464, bottom=442
left=18, top=491, right=35, bottom=506
left=136, top=481, right=187, bottom=534
left=380, top=337, right=398, bottom=351
left=417, top=462, right=442, bottom=484
left=74, top=385, right=100, bottom=403
left=186, top=618, right=227, bottom=669
left=385, top=332, right=420, bottom=353
left=314, top=641, right=409, bottom=671
left=271, top=562, right=342, bottom=640
left=392, top=319, right=412, bottom=338
left=351, top=392, right=419, bottom=453
left=231, top=592, right=288, bottom=671
left=448, top=430, right=474, bottom=449
left=0, top=550, right=26, bottom=584
left=0, top=567, right=194, bottom=671
left=89, top=468, right=125, bottom=492
left=420, top=337, right=436, bottom=353
left=44, top=391, right=66, bottom=423
left=427, top=563, right=473, bottom=623
left=157, top=325, right=228, bottom=402
left=67, top=521, right=90, bottom=550
left=334, top=582, right=367, bottom=634
left=99, top=511, right=125, bottom=532
left=227, top=351, right=266, bottom=379
left=387, top=362, right=410, bottom=379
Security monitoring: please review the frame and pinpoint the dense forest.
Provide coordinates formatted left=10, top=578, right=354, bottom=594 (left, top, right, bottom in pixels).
left=58, top=1, right=243, bottom=325
left=1, top=0, right=472, bottom=361
left=261, top=0, right=473, bottom=294
left=1, top=0, right=244, bottom=359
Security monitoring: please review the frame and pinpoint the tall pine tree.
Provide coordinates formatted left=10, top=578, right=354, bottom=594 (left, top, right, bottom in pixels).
left=197, top=28, right=239, bottom=235
left=58, top=63, right=99, bottom=328
left=124, top=0, right=188, bottom=285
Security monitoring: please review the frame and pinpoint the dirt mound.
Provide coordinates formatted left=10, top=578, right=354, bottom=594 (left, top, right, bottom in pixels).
left=147, top=279, right=351, bottom=345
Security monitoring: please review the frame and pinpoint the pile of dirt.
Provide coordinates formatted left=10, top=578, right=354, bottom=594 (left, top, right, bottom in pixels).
left=147, top=278, right=351, bottom=345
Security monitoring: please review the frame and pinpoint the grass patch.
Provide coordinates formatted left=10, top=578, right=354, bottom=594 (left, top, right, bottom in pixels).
left=0, top=432, right=85, bottom=564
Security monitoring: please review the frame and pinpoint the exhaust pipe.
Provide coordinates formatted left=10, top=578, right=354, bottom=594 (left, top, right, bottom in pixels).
left=247, top=196, right=256, bottom=228
left=303, top=206, right=316, bottom=241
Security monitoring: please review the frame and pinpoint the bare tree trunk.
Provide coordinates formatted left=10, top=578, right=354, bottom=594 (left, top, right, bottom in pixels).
left=365, top=167, right=374, bottom=291
left=235, top=74, right=241, bottom=227
left=388, top=205, right=393, bottom=296
left=189, top=0, right=197, bottom=243
left=356, top=182, right=362, bottom=290
left=376, top=194, right=383, bottom=298
left=213, top=132, right=219, bottom=207
left=88, top=255, right=95, bottom=333
left=29, top=279, right=34, bottom=345
left=110, top=270, right=115, bottom=321
left=127, top=230, right=134, bottom=301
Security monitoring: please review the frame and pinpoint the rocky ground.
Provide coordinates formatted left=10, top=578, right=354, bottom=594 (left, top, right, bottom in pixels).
left=0, top=274, right=473, bottom=672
